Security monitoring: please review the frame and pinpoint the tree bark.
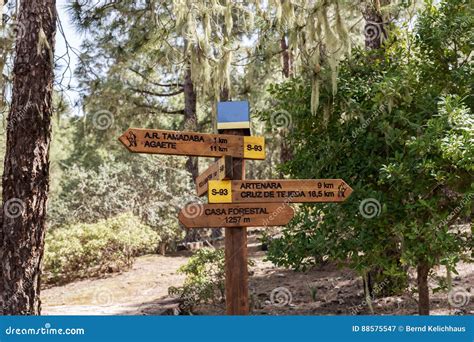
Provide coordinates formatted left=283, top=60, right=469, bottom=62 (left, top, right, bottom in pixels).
left=0, top=0, right=57, bottom=315
left=278, top=35, right=293, bottom=175
left=363, top=0, right=389, bottom=50
left=417, top=261, right=430, bottom=315
left=220, top=87, right=230, bottom=102
left=183, top=65, right=201, bottom=243
left=280, top=35, right=291, bottom=78
left=183, top=66, right=198, bottom=180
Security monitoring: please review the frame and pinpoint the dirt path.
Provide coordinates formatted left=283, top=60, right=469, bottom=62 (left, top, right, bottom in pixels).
left=42, top=242, right=473, bottom=316
left=42, top=254, right=189, bottom=315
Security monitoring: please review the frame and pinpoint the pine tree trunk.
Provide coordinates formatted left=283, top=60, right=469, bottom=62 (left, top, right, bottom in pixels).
left=183, top=66, right=198, bottom=180
left=363, top=0, right=389, bottom=50
left=183, top=66, right=201, bottom=243
left=280, top=35, right=291, bottom=78
left=279, top=35, right=292, bottom=176
left=417, top=261, right=430, bottom=315
left=0, top=0, right=57, bottom=315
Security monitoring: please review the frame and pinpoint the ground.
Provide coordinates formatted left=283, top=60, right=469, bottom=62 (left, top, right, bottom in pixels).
left=42, top=237, right=473, bottom=316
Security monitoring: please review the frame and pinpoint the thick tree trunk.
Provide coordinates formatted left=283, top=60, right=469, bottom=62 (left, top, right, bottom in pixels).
left=183, top=66, right=201, bottom=243
left=363, top=0, right=389, bottom=50
left=278, top=35, right=293, bottom=175
left=280, top=35, right=291, bottom=78
left=417, top=261, right=430, bottom=315
left=0, top=0, right=57, bottom=315
left=183, top=66, right=198, bottom=180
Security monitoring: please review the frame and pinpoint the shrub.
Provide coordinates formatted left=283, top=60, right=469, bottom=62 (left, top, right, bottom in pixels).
left=43, top=213, right=160, bottom=285
left=168, top=248, right=255, bottom=314
left=260, top=0, right=473, bottom=313
left=168, top=248, right=226, bottom=314
left=47, top=155, right=194, bottom=253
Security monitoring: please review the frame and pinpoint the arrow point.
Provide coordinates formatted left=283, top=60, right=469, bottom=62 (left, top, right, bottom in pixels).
left=118, top=128, right=138, bottom=152
left=177, top=210, right=185, bottom=225
left=343, top=181, right=354, bottom=199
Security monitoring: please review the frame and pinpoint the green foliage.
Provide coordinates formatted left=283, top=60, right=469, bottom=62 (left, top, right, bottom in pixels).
left=168, top=248, right=226, bottom=314
left=168, top=248, right=254, bottom=314
left=262, top=0, right=473, bottom=292
left=47, top=153, right=194, bottom=250
left=43, top=213, right=160, bottom=285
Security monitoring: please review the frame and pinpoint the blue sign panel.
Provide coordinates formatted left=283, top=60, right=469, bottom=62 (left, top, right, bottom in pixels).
left=217, top=101, right=250, bottom=130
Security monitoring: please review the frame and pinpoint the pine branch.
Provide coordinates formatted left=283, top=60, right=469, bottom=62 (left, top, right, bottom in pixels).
left=132, top=100, right=184, bottom=115
left=127, top=85, right=184, bottom=97
left=128, top=68, right=183, bottom=88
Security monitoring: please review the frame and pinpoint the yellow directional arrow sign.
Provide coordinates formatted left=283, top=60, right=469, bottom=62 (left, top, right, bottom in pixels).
left=208, top=179, right=353, bottom=203
left=119, top=128, right=265, bottom=160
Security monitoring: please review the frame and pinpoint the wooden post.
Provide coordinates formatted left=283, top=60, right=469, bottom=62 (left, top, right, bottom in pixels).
left=224, top=129, right=249, bottom=315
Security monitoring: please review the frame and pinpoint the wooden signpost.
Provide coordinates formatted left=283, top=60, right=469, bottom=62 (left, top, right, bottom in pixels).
left=178, top=203, right=294, bottom=228
left=208, top=179, right=353, bottom=204
left=119, top=100, right=353, bottom=316
left=118, top=128, right=265, bottom=160
left=195, top=156, right=233, bottom=197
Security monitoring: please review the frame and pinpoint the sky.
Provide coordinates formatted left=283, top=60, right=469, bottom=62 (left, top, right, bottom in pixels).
left=55, top=0, right=83, bottom=114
